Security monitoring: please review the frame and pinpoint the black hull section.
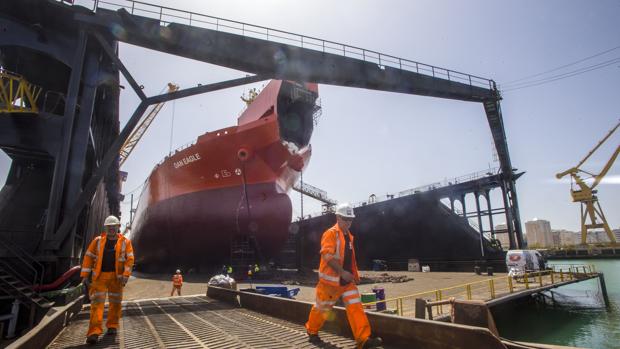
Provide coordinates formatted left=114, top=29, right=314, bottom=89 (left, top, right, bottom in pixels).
left=131, top=182, right=292, bottom=269
left=295, top=194, right=505, bottom=272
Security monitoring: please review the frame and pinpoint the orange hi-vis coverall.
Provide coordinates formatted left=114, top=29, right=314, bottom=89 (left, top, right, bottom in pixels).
left=80, top=232, right=134, bottom=337
left=171, top=274, right=183, bottom=296
left=306, top=224, right=371, bottom=348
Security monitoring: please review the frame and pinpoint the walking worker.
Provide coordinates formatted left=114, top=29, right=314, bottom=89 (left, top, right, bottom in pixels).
left=80, top=215, right=135, bottom=345
left=227, top=265, right=233, bottom=276
left=305, top=203, right=383, bottom=349
left=171, top=269, right=183, bottom=296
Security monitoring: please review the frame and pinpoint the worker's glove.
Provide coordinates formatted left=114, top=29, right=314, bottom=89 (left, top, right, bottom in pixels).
left=82, top=277, right=90, bottom=288
left=121, top=276, right=129, bottom=286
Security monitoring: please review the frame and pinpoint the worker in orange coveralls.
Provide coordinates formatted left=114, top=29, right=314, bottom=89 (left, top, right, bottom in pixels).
left=80, top=215, right=134, bottom=345
left=171, top=269, right=183, bottom=296
left=305, top=203, right=383, bottom=349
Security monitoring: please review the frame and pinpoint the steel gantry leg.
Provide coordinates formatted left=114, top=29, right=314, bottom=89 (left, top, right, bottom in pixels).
left=500, top=180, right=516, bottom=249
left=474, top=192, right=485, bottom=257
left=484, top=190, right=495, bottom=241
left=44, top=30, right=88, bottom=242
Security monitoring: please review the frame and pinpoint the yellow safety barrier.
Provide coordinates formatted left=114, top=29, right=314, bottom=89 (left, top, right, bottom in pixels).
left=524, top=273, right=529, bottom=289
left=363, top=264, right=596, bottom=319
left=0, top=70, right=42, bottom=114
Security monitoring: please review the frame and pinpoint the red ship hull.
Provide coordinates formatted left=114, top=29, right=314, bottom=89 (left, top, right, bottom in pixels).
left=129, top=80, right=318, bottom=269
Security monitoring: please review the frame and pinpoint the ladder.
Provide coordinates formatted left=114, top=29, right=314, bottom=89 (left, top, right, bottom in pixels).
left=230, top=235, right=256, bottom=276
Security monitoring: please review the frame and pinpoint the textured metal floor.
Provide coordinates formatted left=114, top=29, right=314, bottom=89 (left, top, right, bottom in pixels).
left=47, top=296, right=364, bottom=349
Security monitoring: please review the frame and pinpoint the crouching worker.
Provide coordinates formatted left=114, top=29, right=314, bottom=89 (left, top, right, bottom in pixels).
left=305, top=203, right=383, bottom=349
left=81, top=215, right=135, bottom=345
left=171, top=269, right=183, bottom=296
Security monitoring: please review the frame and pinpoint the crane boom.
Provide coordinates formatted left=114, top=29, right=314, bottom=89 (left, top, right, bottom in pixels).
left=574, top=121, right=619, bottom=172
left=556, top=119, right=619, bottom=245
left=591, top=144, right=619, bottom=189
left=119, top=83, right=179, bottom=166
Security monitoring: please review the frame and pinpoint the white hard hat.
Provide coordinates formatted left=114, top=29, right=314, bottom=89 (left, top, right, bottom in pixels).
left=104, top=215, right=121, bottom=226
left=335, top=203, right=355, bottom=218
left=176, top=269, right=181, bottom=273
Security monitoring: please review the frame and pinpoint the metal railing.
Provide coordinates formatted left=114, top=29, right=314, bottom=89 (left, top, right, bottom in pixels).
left=0, top=235, right=45, bottom=289
left=351, top=167, right=500, bottom=209
left=58, top=0, right=495, bottom=90
left=364, top=264, right=597, bottom=318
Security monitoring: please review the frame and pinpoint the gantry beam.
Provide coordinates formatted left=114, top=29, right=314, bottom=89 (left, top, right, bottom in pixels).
left=76, top=7, right=497, bottom=103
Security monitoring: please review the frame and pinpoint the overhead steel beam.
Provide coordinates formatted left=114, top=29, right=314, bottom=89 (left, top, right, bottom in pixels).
left=92, top=32, right=147, bottom=101
left=75, top=9, right=497, bottom=103
left=144, top=75, right=267, bottom=104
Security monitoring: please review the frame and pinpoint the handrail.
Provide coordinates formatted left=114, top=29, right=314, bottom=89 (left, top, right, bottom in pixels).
left=351, top=166, right=500, bottom=209
left=0, top=235, right=44, bottom=288
left=364, top=264, right=596, bottom=318
left=0, top=260, right=31, bottom=288
left=57, top=0, right=495, bottom=90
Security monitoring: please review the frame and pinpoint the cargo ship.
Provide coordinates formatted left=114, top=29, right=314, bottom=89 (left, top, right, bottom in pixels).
left=129, top=80, right=319, bottom=269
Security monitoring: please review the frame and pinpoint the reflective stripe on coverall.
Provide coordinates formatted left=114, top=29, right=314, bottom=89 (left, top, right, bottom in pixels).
left=305, top=224, right=371, bottom=348
left=88, top=272, right=123, bottom=336
left=316, top=224, right=360, bottom=286
left=80, top=233, right=134, bottom=337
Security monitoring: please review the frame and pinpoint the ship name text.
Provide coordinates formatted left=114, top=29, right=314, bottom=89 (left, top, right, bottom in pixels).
left=173, top=153, right=201, bottom=169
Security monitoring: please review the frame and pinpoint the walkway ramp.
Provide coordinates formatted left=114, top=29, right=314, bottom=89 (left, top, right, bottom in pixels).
left=47, top=295, right=362, bottom=349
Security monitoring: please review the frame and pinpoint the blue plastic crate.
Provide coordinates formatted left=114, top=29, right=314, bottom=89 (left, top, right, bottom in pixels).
left=255, top=286, right=299, bottom=299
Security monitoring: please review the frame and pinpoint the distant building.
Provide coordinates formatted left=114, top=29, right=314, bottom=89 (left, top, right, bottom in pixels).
left=552, top=230, right=561, bottom=247
left=613, top=229, right=620, bottom=242
left=586, top=230, right=612, bottom=244
left=494, top=223, right=510, bottom=249
left=525, top=219, right=553, bottom=248
left=553, top=229, right=579, bottom=246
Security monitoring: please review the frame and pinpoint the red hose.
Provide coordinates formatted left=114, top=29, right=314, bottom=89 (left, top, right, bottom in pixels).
left=33, top=265, right=81, bottom=292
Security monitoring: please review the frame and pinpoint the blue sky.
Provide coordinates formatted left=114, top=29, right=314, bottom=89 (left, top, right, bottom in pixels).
left=1, top=0, right=618, bottom=233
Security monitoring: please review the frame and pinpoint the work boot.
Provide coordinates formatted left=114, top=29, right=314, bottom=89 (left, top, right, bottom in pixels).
left=307, top=332, right=322, bottom=344
left=361, top=336, right=383, bottom=349
left=86, top=335, right=98, bottom=345
left=106, top=328, right=117, bottom=335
